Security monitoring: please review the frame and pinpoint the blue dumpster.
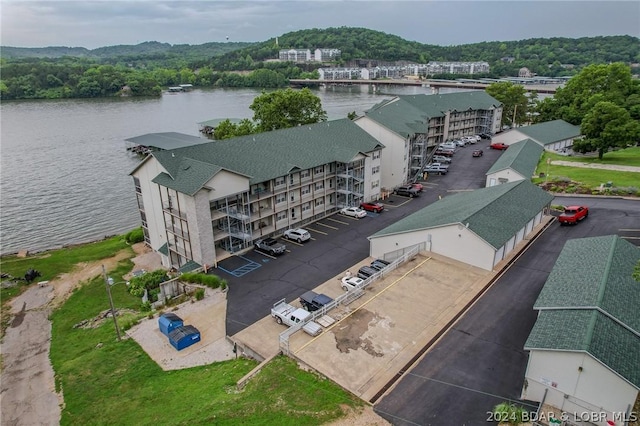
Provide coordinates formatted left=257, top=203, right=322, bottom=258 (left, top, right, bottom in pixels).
left=168, top=325, right=201, bottom=351
left=158, top=313, right=183, bottom=336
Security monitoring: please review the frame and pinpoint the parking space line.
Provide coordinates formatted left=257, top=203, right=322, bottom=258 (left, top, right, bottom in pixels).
left=254, top=250, right=277, bottom=259
left=619, top=228, right=640, bottom=231
left=327, top=217, right=349, bottom=225
left=286, top=240, right=304, bottom=247
left=316, top=222, right=339, bottom=230
left=306, top=227, right=327, bottom=235
left=621, top=236, right=640, bottom=240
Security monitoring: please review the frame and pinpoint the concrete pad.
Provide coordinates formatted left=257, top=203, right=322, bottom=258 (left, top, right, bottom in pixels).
left=286, top=253, right=491, bottom=401
left=128, top=287, right=234, bottom=370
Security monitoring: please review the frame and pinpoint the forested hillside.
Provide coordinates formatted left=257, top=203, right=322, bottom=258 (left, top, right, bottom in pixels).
left=1, top=27, right=638, bottom=100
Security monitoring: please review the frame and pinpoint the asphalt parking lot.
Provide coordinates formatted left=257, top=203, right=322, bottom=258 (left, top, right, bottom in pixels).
left=373, top=197, right=640, bottom=426
left=220, top=139, right=502, bottom=336
left=207, top=139, right=640, bottom=425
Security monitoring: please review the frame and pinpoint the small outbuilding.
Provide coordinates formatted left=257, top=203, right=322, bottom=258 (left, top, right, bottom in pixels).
left=158, top=313, right=184, bottom=336
left=485, top=138, right=543, bottom=187
left=168, top=325, right=201, bottom=351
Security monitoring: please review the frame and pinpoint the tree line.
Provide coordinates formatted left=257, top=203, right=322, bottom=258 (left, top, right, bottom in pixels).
left=1, top=28, right=638, bottom=100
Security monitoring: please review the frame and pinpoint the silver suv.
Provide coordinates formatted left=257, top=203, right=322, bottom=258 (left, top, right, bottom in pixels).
left=283, top=228, right=311, bottom=243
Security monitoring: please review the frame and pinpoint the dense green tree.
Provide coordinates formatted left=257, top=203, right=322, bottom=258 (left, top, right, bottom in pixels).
left=250, top=88, right=327, bottom=132
left=213, top=119, right=256, bottom=140
left=549, top=63, right=639, bottom=125
left=486, top=82, right=529, bottom=127
left=575, top=101, right=640, bottom=159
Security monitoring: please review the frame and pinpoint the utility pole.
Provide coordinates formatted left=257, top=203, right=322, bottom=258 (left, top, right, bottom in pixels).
left=102, top=265, right=122, bottom=341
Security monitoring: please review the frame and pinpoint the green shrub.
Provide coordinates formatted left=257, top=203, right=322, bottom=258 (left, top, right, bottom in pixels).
left=128, top=269, right=168, bottom=297
left=194, top=288, right=205, bottom=300
left=180, top=272, right=226, bottom=289
left=125, top=228, right=145, bottom=244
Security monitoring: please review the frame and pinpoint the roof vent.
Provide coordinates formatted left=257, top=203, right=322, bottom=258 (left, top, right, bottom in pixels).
left=172, top=153, right=175, bottom=157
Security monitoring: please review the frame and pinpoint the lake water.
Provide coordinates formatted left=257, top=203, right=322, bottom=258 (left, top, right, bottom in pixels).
left=0, top=85, right=463, bottom=255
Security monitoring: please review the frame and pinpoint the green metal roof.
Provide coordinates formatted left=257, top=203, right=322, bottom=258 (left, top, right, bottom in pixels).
left=525, top=309, right=640, bottom=389
left=364, top=92, right=501, bottom=138
left=157, top=242, right=169, bottom=256
left=485, top=138, right=544, bottom=177
left=125, top=132, right=209, bottom=150
left=526, top=235, right=640, bottom=389
left=143, top=118, right=384, bottom=195
left=370, top=180, right=553, bottom=249
left=534, top=235, right=640, bottom=332
left=178, top=260, right=201, bottom=273
left=514, top=119, right=581, bottom=146
left=198, top=118, right=244, bottom=127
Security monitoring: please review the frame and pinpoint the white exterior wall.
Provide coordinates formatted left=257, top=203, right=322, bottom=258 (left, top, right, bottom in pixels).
left=370, top=224, right=497, bottom=270
left=485, top=169, right=526, bottom=187
left=354, top=115, right=408, bottom=190
left=491, top=106, right=503, bottom=134
left=204, top=170, right=250, bottom=202
left=491, top=130, right=530, bottom=145
left=363, top=150, right=382, bottom=201
left=523, top=350, right=639, bottom=426
left=181, top=189, right=215, bottom=267
left=131, top=157, right=170, bottom=257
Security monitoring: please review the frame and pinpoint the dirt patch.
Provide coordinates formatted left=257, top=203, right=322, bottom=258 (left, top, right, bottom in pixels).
left=334, top=309, right=385, bottom=357
left=0, top=244, right=153, bottom=426
left=326, top=405, right=391, bottom=426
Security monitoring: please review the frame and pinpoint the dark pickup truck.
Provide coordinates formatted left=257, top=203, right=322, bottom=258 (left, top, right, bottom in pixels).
left=299, top=291, right=334, bottom=312
left=254, top=237, right=286, bottom=255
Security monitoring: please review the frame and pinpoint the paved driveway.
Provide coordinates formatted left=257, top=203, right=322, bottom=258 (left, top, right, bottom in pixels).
left=374, top=197, right=640, bottom=426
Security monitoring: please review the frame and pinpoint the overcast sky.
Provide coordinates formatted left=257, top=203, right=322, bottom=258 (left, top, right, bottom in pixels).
left=1, top=1, right=638, bottom=49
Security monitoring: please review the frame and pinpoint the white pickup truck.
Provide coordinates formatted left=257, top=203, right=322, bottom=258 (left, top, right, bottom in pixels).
left=271, top=299, right=323, bottom=336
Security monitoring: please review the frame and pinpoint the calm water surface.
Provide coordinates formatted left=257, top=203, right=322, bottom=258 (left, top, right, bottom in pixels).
left=0, top=85, right=453, bottom=255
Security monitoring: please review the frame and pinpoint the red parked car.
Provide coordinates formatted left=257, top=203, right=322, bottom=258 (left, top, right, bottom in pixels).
left=360, top=202, right=384, bottom=213
left=412, top=183, right=424, bottom=192
left=558, top=205, right=589, bottom=225
left=490, top=142, right=509, bottom=150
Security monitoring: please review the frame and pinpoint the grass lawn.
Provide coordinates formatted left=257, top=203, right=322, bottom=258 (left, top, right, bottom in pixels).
left=0, top=235, right=132, bottom=301
left=533, top=148, right=640, bottom=191
left=44, top=260, right=361, bottom=425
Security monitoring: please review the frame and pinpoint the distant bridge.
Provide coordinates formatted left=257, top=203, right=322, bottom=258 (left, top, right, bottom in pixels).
left=289, top=79, right=561, bottom=94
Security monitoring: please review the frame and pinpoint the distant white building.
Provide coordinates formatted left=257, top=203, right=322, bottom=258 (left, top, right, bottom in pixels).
left=278, top=49, right=312, bottom=62
left=319, top=61, right=490, bottom=81
left=314, top=48, right=341, bottom=62
left=278, top=48, right=341, bottom=63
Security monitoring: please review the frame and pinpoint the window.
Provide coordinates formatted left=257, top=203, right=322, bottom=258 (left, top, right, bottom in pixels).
left=315, top=182, right=324, bottom=190
left=315, top=166, right=324, bottom=174
left=302, top=202, right=311, bottom=212
left=301, top=185, right=310, bottom=195
left=275, top=177, right=285, bottom=186
left=300, top=169, right=310, bottom=178
left=276, top=194, right=286, bottom=204
left=373, top=150, right=381, bottom=159
left=315, top=198, right=324, bottom=207
left=371, top=180, right=379, bottom=189
left=372, top=166, right=380, bottom=175
left=277, top=211, right=287, bottom=221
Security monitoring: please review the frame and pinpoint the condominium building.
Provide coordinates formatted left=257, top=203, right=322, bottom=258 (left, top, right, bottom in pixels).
left=130, top=119, right=384, bottom=271
left=354, top=91, right=503, bottom=188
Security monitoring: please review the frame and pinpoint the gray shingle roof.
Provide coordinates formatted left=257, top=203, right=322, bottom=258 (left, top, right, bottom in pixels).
left=370, top=180, right=553, bottom=249
left=527, top=235, right=640, bottom=389
left=125, top=132, right=209, bottom=150
left=143, top=118, right=384, bottom=195
left=515, top=119, right=581, bottom=146
left=525, top=309, right=640, bottom=389
left=486, top=138, right=544, bottom=177
left=365, top=92, right=501, bottom=138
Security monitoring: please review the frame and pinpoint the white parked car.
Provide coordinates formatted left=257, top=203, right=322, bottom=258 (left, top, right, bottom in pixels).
left=283, top=228, right=311, bottom=243
left=341, top=276, right=364, bottom=291
left=432, top=155, right=453, bottom=164
left=440, top=142, right=457, bottom=150
left=339, top=206, right=367, bottom=218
